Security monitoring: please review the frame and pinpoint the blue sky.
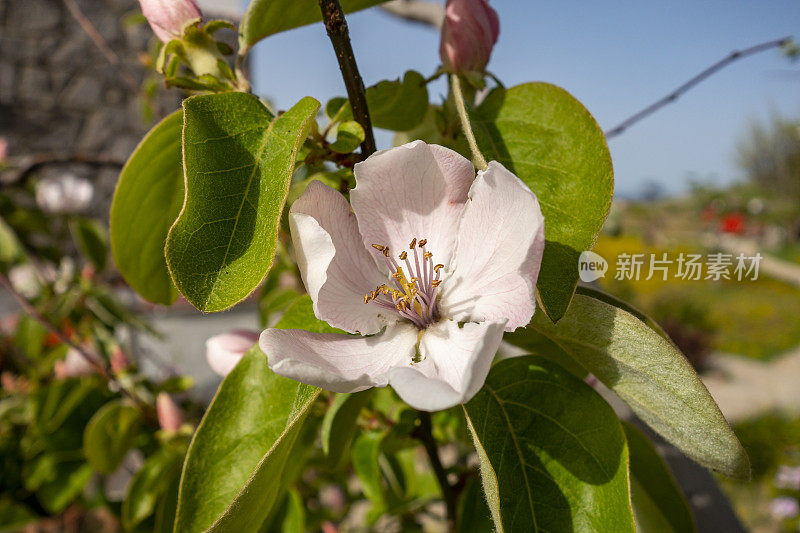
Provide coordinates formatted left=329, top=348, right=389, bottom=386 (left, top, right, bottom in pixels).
left=246, top=1, right=800, bottom=197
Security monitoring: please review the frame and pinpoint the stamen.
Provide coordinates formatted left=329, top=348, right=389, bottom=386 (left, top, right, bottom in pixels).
left=363, top=238, right=445, bottom=328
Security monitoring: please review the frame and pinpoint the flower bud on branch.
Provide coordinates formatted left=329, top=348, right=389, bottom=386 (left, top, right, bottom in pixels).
left=139, top=0, right=203, bottom=43
left=439, top=0, right=499, bottom=74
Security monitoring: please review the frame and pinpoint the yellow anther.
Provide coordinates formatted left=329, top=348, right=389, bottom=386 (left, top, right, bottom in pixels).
left=409, top=238, right=417, bottom=249
left=431, top=280, right=441, bottom=287
left=409, top=277, right=418, bottom=283
left=371, top=244, right=385, bottom=251
left=363, top=295, right=370, bottom=304
left=383, top=247, right=390, bottom=257
left=391, top=290, right=402, bottom=300
left=423, top=252, right=432, bottom=259
left=399, top=251, right=408, bottom=260
left=434, top=264, right=444, bottom=272
left=392, top=271, right=401, bottom=279
left=418, top=239, right=427, bottom=247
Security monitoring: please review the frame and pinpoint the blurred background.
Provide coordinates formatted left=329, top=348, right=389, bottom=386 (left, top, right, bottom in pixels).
left=2, top=0, right=800, bottom=531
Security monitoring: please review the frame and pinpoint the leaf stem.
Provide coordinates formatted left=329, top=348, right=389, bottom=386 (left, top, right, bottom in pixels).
left=318, top=0, right=377, bottom=157
left=234, top=48, right=252, bottom=92
left=450, top=74, right=487, bottom=171
left=416, top=410, right=457, bottom=532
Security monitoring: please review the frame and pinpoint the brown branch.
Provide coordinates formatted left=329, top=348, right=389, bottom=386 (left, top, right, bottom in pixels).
left=380, top=0, right=445, bottom=29
left=1, top=153, right=125, bottom=185
left=415, top=411, right=457, bottom=533
left=0, top=272, right=152, bottom=416
left=61, top=0, right=140, bottom=91
left=318, top=0, right=377, bottom=157
left=605, top=36, right=792, bottom=139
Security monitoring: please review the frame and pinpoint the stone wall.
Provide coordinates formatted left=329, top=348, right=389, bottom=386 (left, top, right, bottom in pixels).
left=0, top=0, right=177, bottom=213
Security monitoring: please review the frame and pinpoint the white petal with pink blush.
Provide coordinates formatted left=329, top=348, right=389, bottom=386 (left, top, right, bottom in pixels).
left=261, top=141, right=545, bottom=411
left=205, top=330, right=259, bottom=377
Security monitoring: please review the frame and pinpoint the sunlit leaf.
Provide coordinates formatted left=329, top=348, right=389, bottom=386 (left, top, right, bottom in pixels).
left=464, top=357, right=635, bottom=532
left=165, top=93, right=319, bottom=312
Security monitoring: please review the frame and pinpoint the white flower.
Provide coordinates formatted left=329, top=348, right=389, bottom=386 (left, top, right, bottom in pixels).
left=205, top=330, right=259, bottom=377
left=770, top=496, right=799, bottom=520
left=260, top=141, right=545, bottom=411
left=776, top=465, right=800, bottom=491
left=35, top=173, right=93, bottom=214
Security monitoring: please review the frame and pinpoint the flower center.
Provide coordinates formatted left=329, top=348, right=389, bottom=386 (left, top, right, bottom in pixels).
left=363, top=238, right=444, bottom=329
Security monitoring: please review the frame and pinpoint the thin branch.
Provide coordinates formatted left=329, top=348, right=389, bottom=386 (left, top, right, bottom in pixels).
left=318, top=0, right=377, bottom=157
left=605, top=36, right=792, bottom=139
left=61, top=0, right=140, bottom=91
left=1, top=153, right=125, bottom=186
left=0, top=272, right=151, bottom=415
left=415, top=411, right=457, bottom=533
left=380, top=0, right=445, bottom=29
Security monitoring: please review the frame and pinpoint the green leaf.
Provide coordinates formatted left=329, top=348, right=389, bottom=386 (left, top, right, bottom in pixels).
left=174, top=346, right=320, bottom=532
left=275, top=294, right=343, bottom=333
left=83, top=399, right=142, bottom=474
left=240, top=0, right=389, bottom=49
left=574, top=285, right=669, bottom=339
left=267, top=489, right=306, bottom=533
left=23, top=453, right=93, bottom=513
left=352, top=430, right=387, bottom=518
left=472, top=83, right=613, bottom=321
left=336, top=71, right=429, bottom=131
left=110, top=110, right=183, bottom=305
left=624, top=422, right=695, bottom=533
left=457, top=478, right=493, bottom=533
left=325, top=97, right=349, bottom=120
left=70, top=217, right=109, bottom=273
left=154, top=468, right=181, bottom=533
left=122, top=449, right=183, bottom=530
left=329, top=120, right=365, bottom=153
left=0, top=216, right=22, bottom=264
left=321, top=390, right=373, bottom=469
left=464, top=356, right=634, bottom=533
left=165, top=93, right=319, bottom=312
left=0, top=496, right=35, bottom=532
left=529, top=293, right=750, bottom=478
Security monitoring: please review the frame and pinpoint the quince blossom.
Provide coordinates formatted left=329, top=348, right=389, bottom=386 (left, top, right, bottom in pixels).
left=260, top=141, right=544, bottom=411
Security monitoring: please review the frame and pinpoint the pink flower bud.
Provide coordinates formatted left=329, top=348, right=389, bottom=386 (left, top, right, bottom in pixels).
left=156, top=392, right=185, bottom=432
left=138, top=0, right=202, bottom=43
left=205, top=330, right=259, bottom=377
left=439, top=0, right=500, bottom=74
left=110, top=347, right=131, bottom=373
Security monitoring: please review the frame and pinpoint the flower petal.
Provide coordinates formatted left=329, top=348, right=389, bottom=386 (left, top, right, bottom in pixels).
left=439, top=162, right=545, bottom=331
left=290, top=181, right=388, bottom=334
left=260, top=324, right=418, bottom=393
left=388, top=320, right=505, bottom=411
left=205, top=330, right=259, bottom=377
left=350, top=141, right=474, bottom=271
